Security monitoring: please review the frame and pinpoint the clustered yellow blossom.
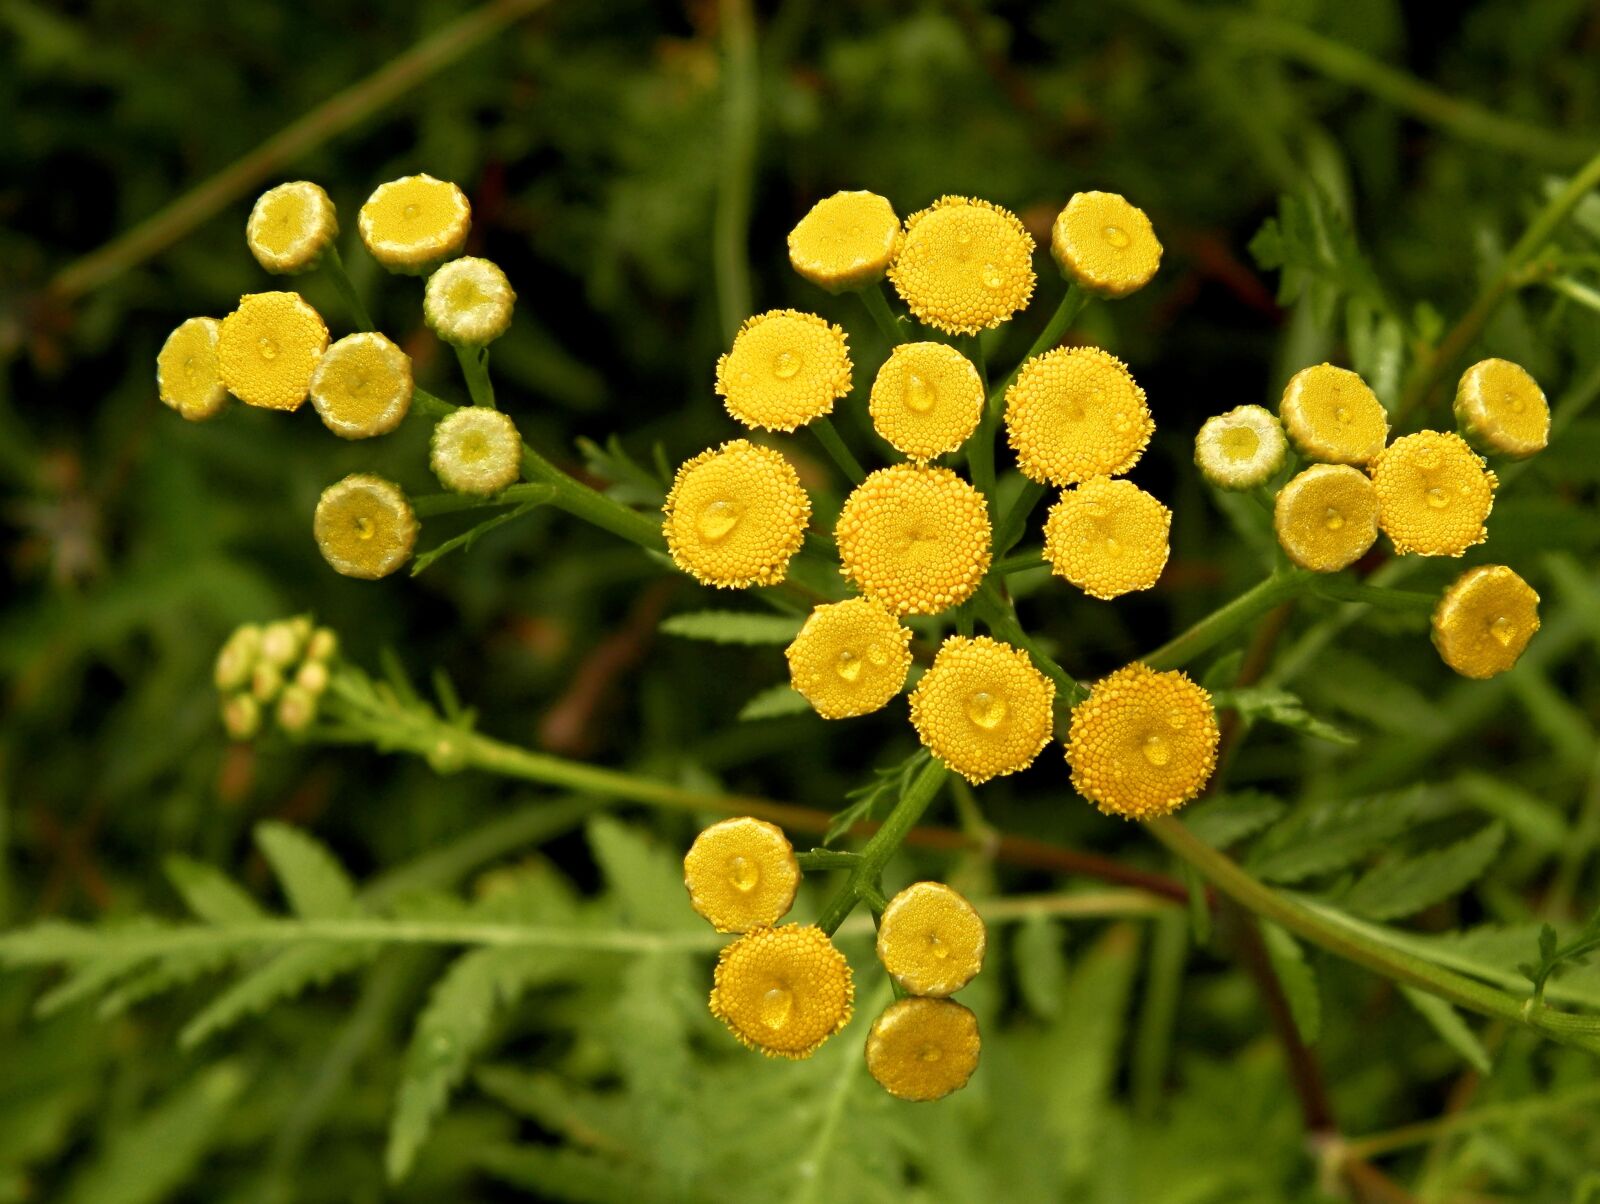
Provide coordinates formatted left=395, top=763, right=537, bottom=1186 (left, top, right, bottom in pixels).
left=1454, top=357, right=1550, bottom=460
left=787, top=190, right=903, bottom=293
left=431, top=407, right=523, bottom=496
left=663, top=440, right=811, bottom=588
left=1370, top=430, right=1496, bottom=557
left=1193, top=404, right=1286, bottom=490
left=246, top=180, right=338, bottom=275
left=358, top=174, right=471, bottom=274
left=424, top=256, right=516, bottom=347
left=785, top=597, right=912, bottom=719
left=217, top=291, right=329, bottom=411
left=709, top=924, right=854, bottom=1059
left=888, top=196, right=1035, bottom=335
left=157, top=317, right=229, bottom=421
left=1050, top=191, right=1162, bottom=298
left=215, top=615, right=338, bottom=740
left=312, top=473, right=418, bottom=579
left=1273, top=464, right=1378, bottom=572
left=875, top=881, right=986, bottom=997
left=1042, top=476, right=1171, bottom=600
left=1005, top=346, right=1153, bottom=485
left=1278, top=363, right=1389, bottom=466
left=715, top=310, right=853, bottom=432
left=683, top=816, right=800, bottom=932
left=908, top=635, right=1055, bottom=784
left=309, top=332, right=413, bottom=439
left=836, top=465, right=991, bottom=615
left=867, top=341, right=984, bottom=462
left=1431, top=564, right=1540, bottom=680
left=1067, top=663, right=1220, bottom=819
left=864, top=997, right=981, bottom=1102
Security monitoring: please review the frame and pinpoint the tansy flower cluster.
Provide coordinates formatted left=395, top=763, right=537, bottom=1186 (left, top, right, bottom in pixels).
left=213, top=616, right=338, bottom=740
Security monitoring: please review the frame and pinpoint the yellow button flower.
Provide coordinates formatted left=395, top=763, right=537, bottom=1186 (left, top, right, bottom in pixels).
left=1370, top=430, right=1496, bottom=557
left=787, top=190, right=903, bottom=293
left=1067, top=662, right=1220, bottom=820
left=785, top=597, right=913, bottom=719
left=909, top=635, right=1054, bottom=784
left=424, top=256, right=516, bottom=347
left=864, top=997, right=981, bottom=1102
left=1431, top=564, right=1540, bottom=680
left=715, top=310, right=852, bottom=432
left=156, top=317, right=229, bottom=421
left=664, top=440, right=811, bottom=589
left=1042, top=476, right=1171, bottom=600
left=683, top=817, right=800, bottom=933
left=1050, top=190, right=1162, bottom=298
left=868, top=342, right=984, bottom=463
left=710, top=924, right=854, bottom=1059
left=308, top=332, right=413, bottom=439
left=1005, top=346, right=1152, bottom=486
left=430, top=407, right=523, bottom=496
left=1194, top=404, right=1287, bottom=490
left=887, top=196, right=1035, bottom=335
left=312, top=473, right=418, bottom=579
left=246, top=181, right=338, bottom=275
left=1278, top=364, right=1389, bottom=466
left=217, top=292, right=329, bottom=411
left=1273, top=464, right=1379, bottom=572
left=357, top=174, right=471, bottom=274
left=1454, top=358, right=1550, bottom=460
left=876, top=881, right=986, bottom=997
left=835, top=464, right=992, bottom=615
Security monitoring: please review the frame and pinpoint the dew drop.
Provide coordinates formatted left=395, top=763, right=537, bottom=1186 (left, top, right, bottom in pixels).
left=697, top=500, right=740, bottom=542
left=1103, top=225, right=1131, bottom=249
left=258, top=336, right=280, bottom=361
left=1142, top=733, right=1171, bottom=767
left=760, top=986, right=793, bottom=1030
left=927, top=932, right=950, bottom=961
left=355, top=516, right=375, bottom=541
left=774, top=350, right=802, bottom=380
left=966, top=691, right=1007, bottom=730
left=1489, top=616, right=1516, bottom=647
left=919, top=1043, right=943, bottom=1063
left=729, top=854, right=759, bottom=892
left=835, top=650, right=863, bottom=683
left=1507, top=391, right=1526, bottom=414
left=981, top=263, right=1003, bottom=290
left=1323, top=507, right=1345, bottom=532
left=1333, top=404, right=1352, bottom=426
left=1426, top=487, right=1448, bottom=510
left=904, top=371, right=936, bottom=414
left=403, top=202, right=420, bottom=219
left=1103, top=535, right=1121, bottom=556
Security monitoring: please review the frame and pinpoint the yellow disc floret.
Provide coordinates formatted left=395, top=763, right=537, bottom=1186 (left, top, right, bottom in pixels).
left=156, top=317, right=229, bottom=421
left=1370, top=430, right=1497, bottom=557
left=430, top=408, right=523, bottom=496
left=908, top=635, right=1054, bottom=784
left=1431, top=564, right=1540, bottom=680
left=868, top=342, right=984, bottom=462
left=309, top=332, right=413, bottom=439
left=1050, top=190, right=1162, bottom=298
left=835, top=464, right=992, bottom=615
left=217, top=291, right=329, bottom=411
left=785, top=597, right=913, bottom=719
left=357, top=174, right=471, bottom=274
left=683, top=817, right=801, bottom=933
left=1042, top=477, right=1170, bottom=600
left=876, top=881, right=986, bottom=997
left=710, top=924, right=854, bottom=1059
left=312, top=473, right=418, bottom=579
left=1194, top=404, right=1287, bottom=490
left=424, top=256, right=516, bottom=347
left=246, top=181, right=338, bottom=275
left=1273, top=464, right=1378, bottom=573
left=1005, top=346, right=1152, bottom=486
left=664, top=440, right=811, bottom=589
left=1067, top=662, right=1220, bottom=820
left=1454, top=358, right=1550, bottom=460
left=1279, top=364, right=1389, bottom=465
left=787, top=190, right=903, bottom=293
left=887, top=196, right=1035, bottom=335
left=864, top=997, right=981, bottom=1102
left=715, top=310, right=852, bottom=432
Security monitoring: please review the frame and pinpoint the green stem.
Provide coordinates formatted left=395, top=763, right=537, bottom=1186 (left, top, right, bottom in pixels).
left=994, top=480, right=1048, bottom=557
left=1305, top=576, right=1437, bottom=611
left=455, top=344, right=497, bottom=409
left=970, top=579, right=1083, bottom=701
left=322, top=244, right=375, bottom=331
left=410, top=483, right=554, bottom=518
left=859, top=283, right=906, bottom=345
left=1342, top=1081, right=1600, bottom=1161
left=796, top=850, right=862, bottom=872
left=985, top=283, right=1088, bottom=410
left=1142, top=569, right=1308, bottom=671
left=712, top=0, right=757, bottom=341
left=994, top=546, right=1045, bottom=576
left=811, top=416, right=866, bottom=484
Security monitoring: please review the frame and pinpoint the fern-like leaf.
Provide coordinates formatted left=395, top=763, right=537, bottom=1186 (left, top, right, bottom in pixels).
left=1340, top=824, right=1505, bottom=921
left=256, top=822, right=357, bottom=919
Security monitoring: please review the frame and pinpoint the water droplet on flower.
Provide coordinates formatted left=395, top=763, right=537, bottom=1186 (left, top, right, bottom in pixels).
left=920, top=1043, right=942, bottom=1063
left=1103, top=536, right=1121, bottom=556
left=980, top=263, right=1002, bottom=290
left=729, top=854, right=759, bottom=892
left=1323, top=507, right=1345, bottom=531
left=1426, top=487, right=1448, bottom=509
left=403, top=203, right=420, bottom=219
left=774, top=350, right=801, bottom=380
left=1490, top=616, right=1515, bottom=647
left=1103, top=225, right=1131, bottom=249
left=1142, top=734, right=1170, bottom=767
left=966, top=691, right=1007, bottom=730
left=355, top=517, right=375, bottom=541
left=697, top=500, right=740, bottom=542
left=927, top=932, right=950, bottom=960
left=1334, top=405, right=1352, bottom=426
left=904, top=371, right=936, bottom=414
left=1507, top=391, right=1525, bottom=414
left=258, top=337, right=279, bottom=360
left=835, top=650, right=863, bottom=683
left=760, top=986, right=793, bottom=1029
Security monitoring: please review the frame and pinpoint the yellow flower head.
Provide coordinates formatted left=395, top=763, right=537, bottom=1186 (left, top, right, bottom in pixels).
left=664, top=440, right=811, bottom=589
left=1370, top=430, right=1497, bottom=557
left=430, top=407, right=522, bottom=496
left=313, top=473, right=418, bottom=579
left=357, top=174, right=471, bottom=274
left=909, top=635, right=1055, bottom=784
left=309, top=332, right=413, bottom=439
left=1050, top=190, right=1162, bottom=298
left=1067, top=662, right=1220, bottom=820
left=887, top=196, right=1036, bottom=335
left=835, top=464, right=991, bottom=615
left=785, top=597, right=913, bottom=719
left=715, top=310, right=852, bottom=432
left=868, top=342, right=984, bottom=462
left=864, top=997, right=981, bottom=1102
left=156, top=317, right=229, bottom=421
left=1279, top=363, right=1389, bottom=466
left=424, top=256, right=516, bottom=347
left=1194, top=404, right=1286, bottom=490
left=1431, top=564, right=1540, bottom=680
left=1042, top=477, right=1170, bottom=600
left=876, top=881, right=986, bottom=997
left=1005, top=346, right=1152, bottom=486
left=710, top=924, right=854, bottom=1059
left=1273, top=464, right=1379, bottom=573
left=217, top=292, right=329, bottom=411
left=246, top=181, right=338, bottom=275
left=787, top=190, right=903, bottom=293
left=683, top=816, right=801, bottom=933
left=1454, top=358, right=1550, bottom=460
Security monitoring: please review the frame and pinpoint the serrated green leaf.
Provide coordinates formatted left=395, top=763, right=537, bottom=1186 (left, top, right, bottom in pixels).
left=1183, top=791, right=1287, bottom=849
left=255, top=822, right=357, bottom=919
left=1340, top=824, right=1504, bottom=921
left=1261, top=921, right=1321, bottom=1045
left=738, top=683, right=811, bottom=720
left=179, top=943, right=379, bottom=1049
left=587, top=817, right=697, bottom=932
left=1218, top=685, right=1357, bottom=746
left=1454, top=771, right=1566, bottom=850
left=1248, top=788, right=1436, bottom=884
left=163, top=855, right=266, bottom=924
left=659, top=611, right=805, bottom=645
left=411, top=496, right=554, bottom=576
left=1400, top=985, right=1492, bottom=1073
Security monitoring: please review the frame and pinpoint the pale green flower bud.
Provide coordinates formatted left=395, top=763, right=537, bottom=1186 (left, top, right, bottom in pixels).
left=424, top=257, right=516, bottom=347
left=430, top=408, right=522, bottom=496
left=221, top=692, right=262, bottom=741
left=1194, top=405, right=1287, bottom=491
left=251, top=661, right=285, bottom=703
left=295, top=660, right=330, bottom=695
left=276, top=685, right=319, bottom=735
left=215, top=625, right=262, bottom=692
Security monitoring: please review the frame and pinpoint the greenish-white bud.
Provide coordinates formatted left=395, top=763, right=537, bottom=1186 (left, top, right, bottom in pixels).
left=221, top=692, right=262, bottom=741
left=306, top=627, right=339, bottom=662
left=251, top=661, right=285, bottom=703
left=276, top=685, right=319, bottom=735
left=259, top=620, right=305, bottom=667
left=430, top=407, right=522, bottom=496
left=1194, top=405, right=1287, bottom=491
left=215, top=625, right=262, bottom=692
left=423, top=256, right=516, bottom=347
left=295, top=659, right=330, bottom=695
